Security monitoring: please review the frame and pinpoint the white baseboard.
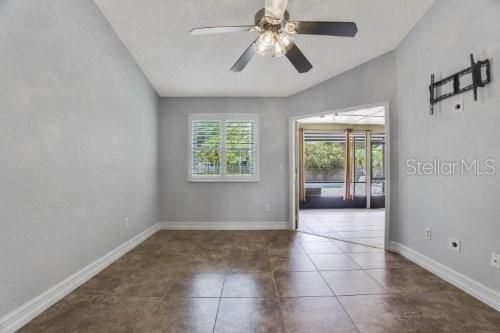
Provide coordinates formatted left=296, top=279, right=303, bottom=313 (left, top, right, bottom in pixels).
left=0, top=224, right=160, bottom=333
left=390, top=241, right=500, bottom=311
left=159, top=221, right=290, bottom=230
left=0, top=221, right=290, bottom=332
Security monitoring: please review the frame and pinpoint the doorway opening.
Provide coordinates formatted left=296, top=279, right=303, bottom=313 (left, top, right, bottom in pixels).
left=289, top=103, right=389, bottom=249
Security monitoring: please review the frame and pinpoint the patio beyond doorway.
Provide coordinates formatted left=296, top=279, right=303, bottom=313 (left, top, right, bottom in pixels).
left=293, top=104, right=388, bottom=248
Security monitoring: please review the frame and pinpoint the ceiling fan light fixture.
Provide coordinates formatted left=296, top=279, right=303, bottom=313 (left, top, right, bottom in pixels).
left=273, top=32, right=294, bottom=57
left=256, top=30, right=294, bottom=57
left=256, top=31, right=274, bottom=55
left=284, top=22, right=296, bottom=34
left=273, top=41, right=286, bottom=57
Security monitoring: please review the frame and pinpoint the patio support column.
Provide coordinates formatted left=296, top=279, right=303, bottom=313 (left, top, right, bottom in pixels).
left=344, top=129, right=354, bottom=201
left=366, top=131, right=372, bottom=209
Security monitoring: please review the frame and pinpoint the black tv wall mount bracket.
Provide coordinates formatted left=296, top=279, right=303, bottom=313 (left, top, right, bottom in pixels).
left=429, top=53, right=491, bottom=115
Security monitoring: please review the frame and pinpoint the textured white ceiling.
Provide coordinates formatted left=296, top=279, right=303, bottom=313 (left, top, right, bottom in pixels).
left=94, top=0, right=434, bottom=97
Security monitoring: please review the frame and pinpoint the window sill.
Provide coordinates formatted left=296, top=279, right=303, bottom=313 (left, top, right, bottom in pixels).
left=188, top=177, right=260, bottom=183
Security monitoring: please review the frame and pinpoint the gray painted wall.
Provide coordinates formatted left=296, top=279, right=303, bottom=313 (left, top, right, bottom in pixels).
left=392, top=0, right=500, bottom=292
left=159, top=98, right=289, bottom=223
left=0, top=0, right=159, bottom=317
left=288, top=51, right=396, bottom=117
left=159, top=52, right=396, bottom=223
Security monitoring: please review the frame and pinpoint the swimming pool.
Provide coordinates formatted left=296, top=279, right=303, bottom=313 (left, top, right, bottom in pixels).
left=305, top=183, right=344, bottom=189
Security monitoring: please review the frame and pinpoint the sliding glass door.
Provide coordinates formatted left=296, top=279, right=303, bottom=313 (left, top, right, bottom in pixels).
left=300, top=130, right=385, bottom=209
left=303, top=132, right=346, bottom=201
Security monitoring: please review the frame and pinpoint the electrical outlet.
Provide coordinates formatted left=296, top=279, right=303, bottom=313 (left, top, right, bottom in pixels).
left=277, top=164, right=282, bottom=172
left=491, top=253, right=500, bottom=270
left=125, top=218, right=129, bottom=229
left=425, top=228, right=432, bottom=240
left=264, top=203, right=271, bottom=212
left=448, top=237, right=461, bottom=252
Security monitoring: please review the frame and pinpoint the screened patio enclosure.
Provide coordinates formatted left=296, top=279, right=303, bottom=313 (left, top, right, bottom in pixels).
left=298, top=130, right=385, bottom=209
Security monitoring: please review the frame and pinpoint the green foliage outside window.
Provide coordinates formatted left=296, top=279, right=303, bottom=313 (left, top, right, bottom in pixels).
left=194, top=123, right=220, bottom=164
left=371, top=144, right=384, bottom=178
left=194, top=122, right=253, bottom=173
left=226, top=122, right=252, bottom=172
left=305, top=141, right=383, bottom=174
left=305, top=142, right=344, bottom=170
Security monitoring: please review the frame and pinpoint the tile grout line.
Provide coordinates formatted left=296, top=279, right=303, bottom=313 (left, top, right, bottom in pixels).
left=297, top=230, right=385, bottom=251
left=212, top=261, right=228, bottom=333
left=342, top=248, right=416, bottom=293
left=271, top=270, right=288, bottom=332
left=311, top=243, right=450, bottom=297
left=362, top=266, right=399, bottom=292
left=142, top=271, right=178, bottom=330
left=359, top=268, right=389, bottom=293
left=299, top=239, right=362, bottom=333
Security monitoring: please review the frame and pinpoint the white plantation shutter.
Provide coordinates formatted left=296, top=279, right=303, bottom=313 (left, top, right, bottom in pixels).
left=188, top=113, right=259, bottom=181
left=191, top=120, right=221, bottom=176
left=225, top=120, right=256, bottom=177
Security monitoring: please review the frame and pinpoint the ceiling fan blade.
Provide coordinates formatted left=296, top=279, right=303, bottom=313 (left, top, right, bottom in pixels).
left=265, top=0, right=289, bottom=20
left=190, top=25, right=254, bottom=36
left=230, top=40, right=258, bottom=72
left=292, top=22, right=358, bottom=37
left=286, top=44, right=312, bottom=73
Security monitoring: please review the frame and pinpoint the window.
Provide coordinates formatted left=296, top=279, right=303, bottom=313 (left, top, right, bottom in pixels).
left=188, top=113, right=259, bottom=182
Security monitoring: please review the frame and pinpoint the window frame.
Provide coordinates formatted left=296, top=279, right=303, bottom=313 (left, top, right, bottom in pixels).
left=188, top=113, right=259, bottom=182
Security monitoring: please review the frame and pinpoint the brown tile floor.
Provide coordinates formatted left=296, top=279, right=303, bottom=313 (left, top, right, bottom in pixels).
left=20, top=230, right=500, bottom=332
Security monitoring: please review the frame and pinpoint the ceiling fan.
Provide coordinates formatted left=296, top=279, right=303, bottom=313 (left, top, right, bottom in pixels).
left=190, top=0, right=358, bottom=73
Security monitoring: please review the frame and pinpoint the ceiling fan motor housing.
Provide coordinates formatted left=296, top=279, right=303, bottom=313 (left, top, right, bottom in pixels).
left=255, top=8, right=290, bottom=27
